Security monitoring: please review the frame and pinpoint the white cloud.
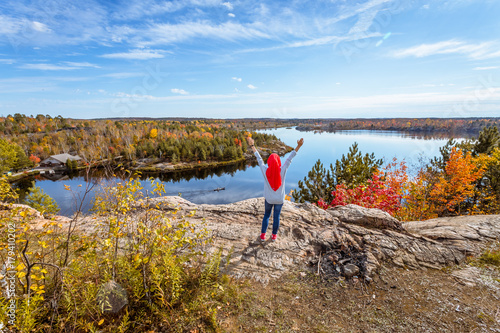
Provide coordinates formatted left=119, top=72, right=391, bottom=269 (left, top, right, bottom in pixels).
left=141, top=21, right=270, bottom=46
left=247, top=84, right=257, bottom=89
left=0, top=15, right=22, bottom=34
left=64, top=62, right=101, bottom=68
left=236, top=31, right=382, bottom=54
left=348, top=8, right=379, bottom=36
left=32, top=21, right=51, bottom=33
left=303, top=88, right=500, bottom=114
left=20, top=63, right=81, bottom=70
left=232, top=77, right=242, bottom=82
left=100, top=49, right=167, bottom=60
left=19, top=62, right=101, bottom=70
left=0, top=59, right=15, bottom=64
left=111, top=91, right=154, bottom=99
left=473, top=66, right=499, bottom=70
left=111, top=0, right=236, bottom=21
left=326, top=0, right=395, bottom=28
left=393, top=40, right=500, bottom=60
left=287, top=36, right=342, bottom=48
left=111, top=1, right=183, bottom=20
left=102, top=72, right=144, bottom=79
left=221, top=2, right=233, bottom=10
left=171, top=88, right=189, bottom=95
left=0, top=3, right=109, bottom=46
left=0, top=0, right=401, bottom=53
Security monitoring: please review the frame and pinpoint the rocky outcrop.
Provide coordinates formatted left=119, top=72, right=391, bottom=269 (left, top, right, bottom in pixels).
left=403, top=215, right=500, bottom=254
left=10, top=197, right=500, bottom=284
left=146, top=197, right=500, bottom=284
left=0, top=203, right=43, bottom=219
left=327, top=204, right=403, bottom=231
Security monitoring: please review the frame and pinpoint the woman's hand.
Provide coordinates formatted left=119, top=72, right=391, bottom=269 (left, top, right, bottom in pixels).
left=295, top=138, right=304, bottom=152
left=247, top=137, right=257, bottom=152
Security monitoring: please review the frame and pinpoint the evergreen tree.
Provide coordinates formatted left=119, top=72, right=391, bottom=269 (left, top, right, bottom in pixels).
left=25, top=182, right=60, bottom=217
left=214, top=146, right=223, bottom=159
left=333, top=142, right=382, bottom=188
left=293, top=143, right=383, bottom=204
left=472, top=126, right=500, bottom=212
left=223, top=146, right=237, bottom=160
left=473, top=126, right=499, bottom=155
left=292, top=160, right=335, bottom=203
left=199, top=147, right=207, bottom=161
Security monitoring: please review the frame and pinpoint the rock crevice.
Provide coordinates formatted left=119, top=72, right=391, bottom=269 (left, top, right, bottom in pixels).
left=16, top=196, right=500, bottom=284
left=151, top=197, right=500, bottom=283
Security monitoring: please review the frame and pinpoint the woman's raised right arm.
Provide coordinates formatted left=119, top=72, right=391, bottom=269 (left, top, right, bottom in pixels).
left=247, top=137, right=257, bottom=153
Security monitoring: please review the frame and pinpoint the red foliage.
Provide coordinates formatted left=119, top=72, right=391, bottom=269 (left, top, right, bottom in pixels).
left=318, top=173, right=402, bottom=215
left=29, top=154, right=41, bottom=164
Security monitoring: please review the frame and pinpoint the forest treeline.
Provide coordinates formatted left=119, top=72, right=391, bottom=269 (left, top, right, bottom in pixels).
left=0, top=114, right=283, bottom=173
left=295, top=117, right=500, bottom=133
left=293, top=126, right=500, bottom=219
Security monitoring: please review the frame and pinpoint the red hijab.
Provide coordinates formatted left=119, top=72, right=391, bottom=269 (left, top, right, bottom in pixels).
left=266, top=153, right=282, bottom=191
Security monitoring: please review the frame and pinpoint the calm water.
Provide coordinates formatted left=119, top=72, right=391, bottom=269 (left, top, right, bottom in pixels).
left=16, top=128, right=454, bottom=216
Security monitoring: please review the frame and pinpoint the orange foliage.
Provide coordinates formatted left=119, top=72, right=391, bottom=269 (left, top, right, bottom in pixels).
left=29, top=154, right=41, bottom=164
left=429, top=148, right=486, bottom=216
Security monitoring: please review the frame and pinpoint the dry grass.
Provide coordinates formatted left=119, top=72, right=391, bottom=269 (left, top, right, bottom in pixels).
left=216, top=264, right=500, bottom=332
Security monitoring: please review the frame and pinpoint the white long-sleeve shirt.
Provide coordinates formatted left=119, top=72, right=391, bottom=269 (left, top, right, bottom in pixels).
left=254, top=150, right=297, bottom=204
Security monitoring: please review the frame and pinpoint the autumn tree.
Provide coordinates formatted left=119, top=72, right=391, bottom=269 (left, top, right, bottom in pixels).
left=293, top=143, right=382, bottom=203
left=0, top=138, right=32, bottom=172
left=430, top=126, right=500, bottom=215
left=429, top=147, right=485, bottom=216
left=0, top=138, right=17, bottom=173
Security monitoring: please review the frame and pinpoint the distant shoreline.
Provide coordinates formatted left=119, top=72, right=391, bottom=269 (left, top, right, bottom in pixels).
left=128, top=140, right=293, bottom=174
left=12, top=139, right=293, bottom=183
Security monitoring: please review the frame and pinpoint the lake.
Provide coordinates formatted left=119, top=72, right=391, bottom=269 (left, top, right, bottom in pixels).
left=17, top=128, right=456, bottom=216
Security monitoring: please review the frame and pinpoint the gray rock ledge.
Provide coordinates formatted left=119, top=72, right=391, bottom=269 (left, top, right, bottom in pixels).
left=146, top=197, right=500, bottom=284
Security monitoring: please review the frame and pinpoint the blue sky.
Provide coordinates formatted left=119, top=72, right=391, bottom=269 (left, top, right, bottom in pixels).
left=0, top=0, right=499, bottom=119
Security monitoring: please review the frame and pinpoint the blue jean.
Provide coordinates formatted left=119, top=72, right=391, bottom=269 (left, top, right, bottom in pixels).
left=261, top=200, right=283, bottom=235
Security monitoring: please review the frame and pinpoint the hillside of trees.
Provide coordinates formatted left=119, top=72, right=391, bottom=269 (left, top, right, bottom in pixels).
left=0, top=114, right=285, bottom=173
left=294, top=126, right=500, bottom=218
left=295, top=117, right=500, bottom=134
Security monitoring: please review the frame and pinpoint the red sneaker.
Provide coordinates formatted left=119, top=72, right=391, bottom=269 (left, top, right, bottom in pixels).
left=271, top=234, right=277, bottom=242
left=260, top=233, right=266, bottom=242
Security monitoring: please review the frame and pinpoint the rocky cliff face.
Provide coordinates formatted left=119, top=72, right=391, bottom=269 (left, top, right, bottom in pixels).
left=16, top=196, right=499, bottom=284
left=146, top=197, right=500, bottom=284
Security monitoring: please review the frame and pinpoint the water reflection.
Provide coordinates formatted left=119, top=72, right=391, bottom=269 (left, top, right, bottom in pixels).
left=16, top=128, right=465, bottom=217
left=298, top=129, right=474, bottom=140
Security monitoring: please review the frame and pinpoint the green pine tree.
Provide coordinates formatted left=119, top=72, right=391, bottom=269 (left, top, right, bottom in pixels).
left=292, top=159, right=335, bottom=203
left=333, top=142, right=382, bottom=188
left=13, top=145, right=32, bottom=171
left=25, top=182, right=60, bottom=217
left=473, top=126, right=499, bottom=155
left=293, top=142, right=383, bottom=204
